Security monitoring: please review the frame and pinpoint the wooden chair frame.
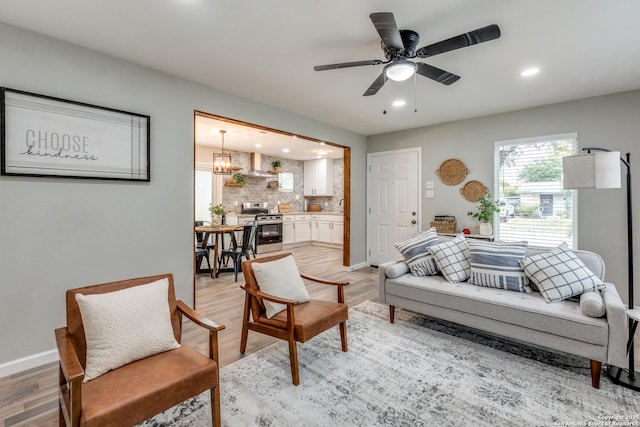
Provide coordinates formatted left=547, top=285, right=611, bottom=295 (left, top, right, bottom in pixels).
left=239, top=253, right=349, bottom=385
left=55, top=274, right=225, bottom=427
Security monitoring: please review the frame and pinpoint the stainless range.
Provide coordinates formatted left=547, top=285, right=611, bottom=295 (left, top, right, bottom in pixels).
left=240, top=202, right=283, bottom=253
left=254, top=213, right=283, bottom=253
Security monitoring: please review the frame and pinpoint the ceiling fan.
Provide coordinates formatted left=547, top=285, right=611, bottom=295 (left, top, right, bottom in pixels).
left=314, top=12, right=501, bottom=96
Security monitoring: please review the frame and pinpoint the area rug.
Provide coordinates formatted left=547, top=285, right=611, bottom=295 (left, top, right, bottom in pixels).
left=139, top=300, right=639, bottom=426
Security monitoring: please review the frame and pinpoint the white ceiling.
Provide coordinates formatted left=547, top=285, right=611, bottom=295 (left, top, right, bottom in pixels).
left=1, top=0, right=640, bottom=140
left=195, top=114, right=344, bottom=161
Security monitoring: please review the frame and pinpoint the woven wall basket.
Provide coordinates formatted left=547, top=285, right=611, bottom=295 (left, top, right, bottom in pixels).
left=436, top=158, right=468, bottom=185
left=460, top=180, right=488, bottom=202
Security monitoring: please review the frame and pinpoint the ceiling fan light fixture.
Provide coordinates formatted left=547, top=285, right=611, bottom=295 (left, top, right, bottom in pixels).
left=385, top=61, right=417, bottom=82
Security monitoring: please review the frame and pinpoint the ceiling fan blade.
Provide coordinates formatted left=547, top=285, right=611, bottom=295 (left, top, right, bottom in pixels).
left=416, top=63, right=460, bottom=85
left=363, top=73, right=386, bottom=96
left=370, top=12, right=403, bottom=51
left=314, top=60, right=383, bottom=71
left=415, top=24, right=501, bottom=58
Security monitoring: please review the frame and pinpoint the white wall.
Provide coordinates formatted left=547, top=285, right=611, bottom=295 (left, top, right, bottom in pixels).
left=0, top=22, right=367, bottom=366
left=367, top=90, right=640, bottom=306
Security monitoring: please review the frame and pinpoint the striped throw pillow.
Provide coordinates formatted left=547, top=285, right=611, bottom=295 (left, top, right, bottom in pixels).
left=394, top=228, right=440, bottom=276
left=521, top=243, right=605, bottom=303
left=468, top=240, right=530, bottom=293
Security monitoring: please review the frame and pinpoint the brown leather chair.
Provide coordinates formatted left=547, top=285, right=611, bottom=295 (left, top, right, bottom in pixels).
left=55, top=273, right=224, bottom=427
left=240, top=253, right=349, bottom=385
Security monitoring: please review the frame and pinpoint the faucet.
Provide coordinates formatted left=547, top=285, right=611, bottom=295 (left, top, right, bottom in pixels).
left=339, top=199, right=344, bottom=213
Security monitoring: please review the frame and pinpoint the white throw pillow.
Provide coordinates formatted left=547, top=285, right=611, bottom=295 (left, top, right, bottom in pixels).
left=428, top=235, right=471, bottom=283
left=580, top=291, right=606, bottom=318
left=75, top=278, right=180, bottom=382
left=252, top=255, right=311, bottom=318
left=520, top=244, right=605, bottom=303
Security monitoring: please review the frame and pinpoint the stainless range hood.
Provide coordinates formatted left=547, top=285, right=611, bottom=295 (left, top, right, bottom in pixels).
left=245, top=153, right=276, bottom=178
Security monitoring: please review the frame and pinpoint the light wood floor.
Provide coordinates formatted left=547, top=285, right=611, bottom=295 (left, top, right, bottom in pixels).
left=0, top=245, right=379, bottom=427
left=2, top=245, right=639, bottom=426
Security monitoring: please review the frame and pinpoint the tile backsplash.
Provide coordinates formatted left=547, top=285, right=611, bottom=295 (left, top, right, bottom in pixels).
left=219, top=150, right=344, bottom=214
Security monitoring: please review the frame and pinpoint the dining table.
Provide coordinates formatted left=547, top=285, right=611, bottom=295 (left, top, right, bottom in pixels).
left=195, top=224, right=244, bottom=277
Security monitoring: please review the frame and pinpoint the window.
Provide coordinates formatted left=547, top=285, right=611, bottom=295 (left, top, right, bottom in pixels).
left=494, top=133, right=577, bottom=248
left=195, top=169, right=213, bottom=221
left=278, top=172, right=294, bottom=192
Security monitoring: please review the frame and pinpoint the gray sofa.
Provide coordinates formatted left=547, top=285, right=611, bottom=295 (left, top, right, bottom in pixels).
left=378, top=239, right=628, bottom=388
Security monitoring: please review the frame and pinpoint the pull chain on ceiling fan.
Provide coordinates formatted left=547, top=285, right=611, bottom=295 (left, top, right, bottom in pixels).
left=313, top=12, right=501, bottom=96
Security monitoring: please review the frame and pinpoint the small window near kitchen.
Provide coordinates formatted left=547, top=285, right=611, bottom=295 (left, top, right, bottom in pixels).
left=279, top=172, right=294, bottom=192
left=493, top=133, right=577, bottom=248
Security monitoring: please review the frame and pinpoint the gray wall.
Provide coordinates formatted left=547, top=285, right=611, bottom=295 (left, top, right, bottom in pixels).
left=368, top=90, right=640, bottom=306
left=0, top=22, right=367, bottom=365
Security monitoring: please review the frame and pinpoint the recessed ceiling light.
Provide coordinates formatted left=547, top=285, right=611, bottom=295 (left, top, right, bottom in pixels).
left=392, top=99, right=406, bottom=107
left=317, top=155, right=323, bottom=159
left=292, top=135, right=297, bottom=139
left=255, top=143, right=262, bottom=148
left=317, top=150, right=328, bottom=156
left=520, top=68, right=540, bottom=77
left=282, top=148, right=290, bottom=153
left=319, top=142, right=326, bottom=145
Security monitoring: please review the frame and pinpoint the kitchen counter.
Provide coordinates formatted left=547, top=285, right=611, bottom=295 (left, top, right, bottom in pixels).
left=282, top=211, right=343, bottom=215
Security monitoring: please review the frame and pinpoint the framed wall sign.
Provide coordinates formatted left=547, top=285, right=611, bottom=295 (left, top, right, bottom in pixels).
left=1, top=87, right=150, bottom=181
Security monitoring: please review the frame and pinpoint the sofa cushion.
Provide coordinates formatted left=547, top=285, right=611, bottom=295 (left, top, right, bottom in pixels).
left=385, top=261, right=410, bottom=279
left=394, top=228, right=440, bottom=276
left=521, top=244, right=605, bottom=303
left=428, top=235, right=470, bottom=283
left=580, top=291, right=606, bottom=318
left=384, top=274, right=608, bottom=346
left=467, top=240, right=530, bottom=293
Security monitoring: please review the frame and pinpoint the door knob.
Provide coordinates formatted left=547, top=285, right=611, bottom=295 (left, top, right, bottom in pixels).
left=411, top=211, right=416, bottom=216
left=411, top=220, right=417, bottom=224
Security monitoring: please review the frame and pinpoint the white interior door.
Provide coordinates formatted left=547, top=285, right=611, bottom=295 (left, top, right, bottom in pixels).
left=367, top=148, right=421, bottom=266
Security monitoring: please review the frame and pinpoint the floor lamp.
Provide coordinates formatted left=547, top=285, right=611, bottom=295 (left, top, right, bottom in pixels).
left=563, top=148, right=639, bottom=391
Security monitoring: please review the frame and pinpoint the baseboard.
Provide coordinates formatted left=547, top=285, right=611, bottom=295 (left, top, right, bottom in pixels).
left=0, top=348, right=58, bottom=378
left=348, top=261, right=368, bottom=271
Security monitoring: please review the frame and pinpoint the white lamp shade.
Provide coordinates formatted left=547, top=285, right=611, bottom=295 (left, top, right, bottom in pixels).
left=385, top=62, right=417, bottom=82
left=562, top=151, right=621, bottom=189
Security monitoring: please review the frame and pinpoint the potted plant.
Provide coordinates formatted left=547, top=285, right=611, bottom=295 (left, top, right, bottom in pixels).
left=232, top=173, right=245, bottom=185
left=467, top=193, right=500, bottom=236
left=272, top=160, right=282, bottom=173
left=209, top=203, right=226, bottom=225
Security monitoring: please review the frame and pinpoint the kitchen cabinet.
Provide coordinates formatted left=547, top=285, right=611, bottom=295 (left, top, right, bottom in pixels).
left=282, top=215, right=295, bottom=245
left=294, top=214, right=311, bottom=243
left=304, top=158, right=334, bottom=196
left=311, top=214, right=343, bottom=245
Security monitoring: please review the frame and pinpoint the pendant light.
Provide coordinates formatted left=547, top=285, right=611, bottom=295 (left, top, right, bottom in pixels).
left=213, top=129, right=232, bottom=175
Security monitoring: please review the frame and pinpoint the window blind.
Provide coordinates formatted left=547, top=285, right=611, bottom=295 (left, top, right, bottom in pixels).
left=494, top=133, right=577, bottom=248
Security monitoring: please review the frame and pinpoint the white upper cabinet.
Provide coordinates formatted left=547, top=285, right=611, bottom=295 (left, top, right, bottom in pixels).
left=304, top=158, right=334, bottom=196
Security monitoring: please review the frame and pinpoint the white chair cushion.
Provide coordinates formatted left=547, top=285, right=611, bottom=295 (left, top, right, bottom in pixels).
left=252, top=255, right=311, bottom=318
left=75, top=278, right=180, bottom=382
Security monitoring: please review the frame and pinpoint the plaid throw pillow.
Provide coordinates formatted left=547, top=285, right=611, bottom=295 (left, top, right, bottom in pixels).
left=394, top=228, right=440, bottom=276
left=520, top=243, right=605, bottom=303
left=468, top=240, right=530, bottom=293
left=428, top=235, right=470, bottom=283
